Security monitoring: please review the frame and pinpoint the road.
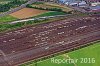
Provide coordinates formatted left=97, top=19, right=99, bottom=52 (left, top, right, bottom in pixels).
left=0, top=15, right=100, bottom=66
left=8, top=15, right=68, bottom=24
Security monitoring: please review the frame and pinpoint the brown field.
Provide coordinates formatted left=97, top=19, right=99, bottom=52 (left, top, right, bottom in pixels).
left=10, top=8, right=47, bottom=19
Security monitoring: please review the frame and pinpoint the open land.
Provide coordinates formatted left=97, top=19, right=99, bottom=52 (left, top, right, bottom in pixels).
left=0, top=15, right=99, bottom=66
left=0, top=15, right=17, bottom=24
left=0, top=1, right=99, bottom=66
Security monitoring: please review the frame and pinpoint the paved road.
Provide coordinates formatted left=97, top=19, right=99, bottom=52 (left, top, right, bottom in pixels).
left=0, top=15, right=100, bottom=66
left=8, top=15, right=67, bottom=24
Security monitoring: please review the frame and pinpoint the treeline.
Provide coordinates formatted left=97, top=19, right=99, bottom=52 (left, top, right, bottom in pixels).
left=0, top=0, right=27, bottom=12
left=26, top=4, right=63, bottom=12
left=26, top=4, right=72, bottom=14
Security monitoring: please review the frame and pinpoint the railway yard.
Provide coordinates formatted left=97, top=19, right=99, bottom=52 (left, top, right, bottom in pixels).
left=0, top=15, right=100, bottom=66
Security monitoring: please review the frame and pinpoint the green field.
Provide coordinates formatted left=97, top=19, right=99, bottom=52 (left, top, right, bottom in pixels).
left=68, top=42, right=100, bottom=66
left=20, top=42, right=100, bottom=66
left=34, top=11, right=66, bottom=17
left=0, top=17, right=65, bottom=32
left=0, top=18, right=48, bottom=32
left=0, top=15, right=17, bottom=24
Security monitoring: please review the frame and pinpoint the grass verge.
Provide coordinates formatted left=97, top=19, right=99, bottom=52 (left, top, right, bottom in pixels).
left=0, top=15, right=17, bottom=24
left=0, top=17, right=65, bottom=33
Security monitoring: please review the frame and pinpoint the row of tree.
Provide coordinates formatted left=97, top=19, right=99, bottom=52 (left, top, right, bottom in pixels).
left=26, top=4, right=63, bottom=12
left=26, top=4, right=72, bottom=14
left=0, top=0, right=27, bottom=12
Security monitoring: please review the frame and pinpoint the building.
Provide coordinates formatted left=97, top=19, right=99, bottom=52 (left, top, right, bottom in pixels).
left=78, top=1, right=87, bottom=7
left=64, top=0, right=87, bottom=7
left=85, top=0, right=100, bottom=3
left=91, top=2, right=100, bottom=6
